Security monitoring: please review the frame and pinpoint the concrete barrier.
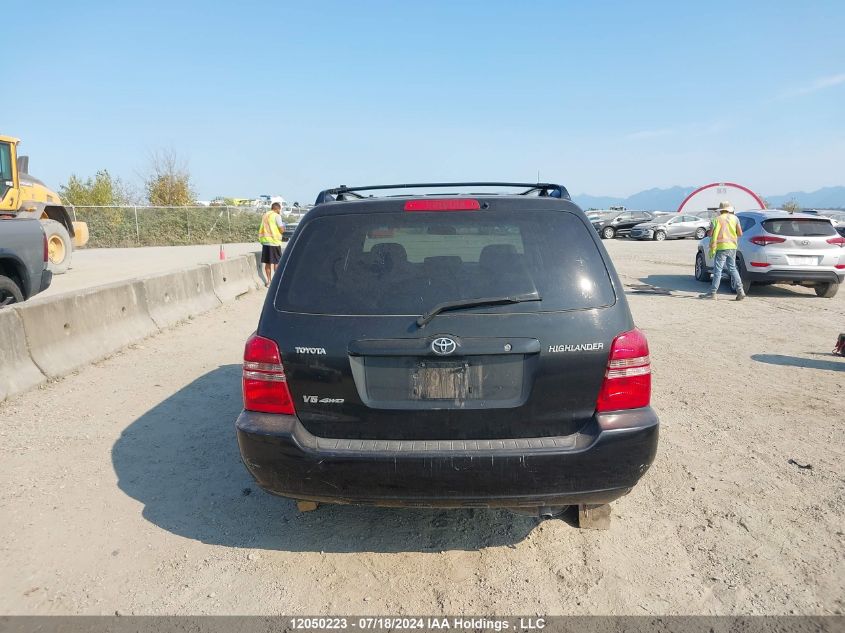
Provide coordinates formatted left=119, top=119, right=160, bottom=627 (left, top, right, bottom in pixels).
left=246, top=250, right=266, bottom=286
left=141, top=265, right=221, bottom=329
left=17, top=280, right=158, bottom=379
left=0, top=308, right=46, bottom=401
left=209, top=254, right=260, bottom=303
left=1, top=254, right=264, bottom=401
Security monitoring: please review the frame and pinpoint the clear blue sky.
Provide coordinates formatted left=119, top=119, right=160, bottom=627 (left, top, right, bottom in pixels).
left=7, top=0, right=844, bottom=203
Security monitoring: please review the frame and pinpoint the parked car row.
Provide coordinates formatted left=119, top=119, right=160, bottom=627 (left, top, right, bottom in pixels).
left=590, top=210, right=707, bottom=241
left=591, top=210, right=656, bottom=239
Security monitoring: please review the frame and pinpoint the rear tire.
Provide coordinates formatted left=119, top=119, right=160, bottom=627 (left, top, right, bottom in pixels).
left=0, top=274, right=25, bottom=307
left=654, top=230, right=666, bottom=241
left=734, top=255, right=752, bottom=295
left=601, top=226, right=616, bottom=240
left=815, top=283, right=839, bottom=298
left=695, top=227, right=707, bottom=239
left=694, top=252, right=711, bottom=282
left=731, top=276, right=752, bottom=295
left=41, top=219, right=72, bottom=275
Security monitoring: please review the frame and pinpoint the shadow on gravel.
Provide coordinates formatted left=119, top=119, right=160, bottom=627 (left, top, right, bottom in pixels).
left=250, top=252, right=269, bottom=285
left=751, top=354, right=845, bottom=372
left=112, top=365, right=537, bottom=553
left=636, top=275, right=703, bottom=294
left=638, top=274, right=822, bottom=298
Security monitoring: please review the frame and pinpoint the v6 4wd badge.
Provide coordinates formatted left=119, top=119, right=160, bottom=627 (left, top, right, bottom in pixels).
left=303, top=395, right=345, bottom=404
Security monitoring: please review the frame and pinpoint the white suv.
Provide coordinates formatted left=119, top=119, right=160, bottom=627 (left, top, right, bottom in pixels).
left=694, top=211, right=845, bottom=297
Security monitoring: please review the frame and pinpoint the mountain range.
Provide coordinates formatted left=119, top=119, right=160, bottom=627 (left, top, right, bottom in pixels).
left=572, top=186, right=845, bottom=211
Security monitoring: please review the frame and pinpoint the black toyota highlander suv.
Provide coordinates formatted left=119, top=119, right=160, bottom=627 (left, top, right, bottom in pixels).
left=236, top=182, right=658, bottom=527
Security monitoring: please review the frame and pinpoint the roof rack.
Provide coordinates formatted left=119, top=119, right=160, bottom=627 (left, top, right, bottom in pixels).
left=314, top=182, right=571, bottom=205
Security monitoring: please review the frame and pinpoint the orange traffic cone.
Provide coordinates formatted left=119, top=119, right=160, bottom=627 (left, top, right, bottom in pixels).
left=219, top=244, right=226, bottom=260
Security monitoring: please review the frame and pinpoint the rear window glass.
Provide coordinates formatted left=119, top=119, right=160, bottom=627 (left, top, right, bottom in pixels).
left=762, top=219, right=835, bottom=237
left=276, top=210, right=615, bottom=315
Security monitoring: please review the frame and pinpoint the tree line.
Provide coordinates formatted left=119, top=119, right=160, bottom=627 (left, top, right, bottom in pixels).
left=59, top=149, right=196, bottom=207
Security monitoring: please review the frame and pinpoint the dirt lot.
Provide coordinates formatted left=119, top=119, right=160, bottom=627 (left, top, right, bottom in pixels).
left=1, top=238, right=843, bottom=615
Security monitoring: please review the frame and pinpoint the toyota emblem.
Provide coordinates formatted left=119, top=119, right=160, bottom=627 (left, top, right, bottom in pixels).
left=431, top=337, right=457, bottom=355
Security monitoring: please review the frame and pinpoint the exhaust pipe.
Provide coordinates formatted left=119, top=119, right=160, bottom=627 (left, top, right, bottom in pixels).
left=538, top=505, right=566, bottom=519
left=507, top=505, right=568, bottom=518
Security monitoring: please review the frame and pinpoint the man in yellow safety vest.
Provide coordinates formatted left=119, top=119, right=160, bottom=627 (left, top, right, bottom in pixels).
left=701, top=201, right=745, bottom=301
left=258, top=202, right=285, bottom=287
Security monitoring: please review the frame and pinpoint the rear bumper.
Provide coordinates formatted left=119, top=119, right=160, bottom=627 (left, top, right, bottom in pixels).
left=236, top=409, right=659, bottom=508
left=743, top=268, right=844, bottom=284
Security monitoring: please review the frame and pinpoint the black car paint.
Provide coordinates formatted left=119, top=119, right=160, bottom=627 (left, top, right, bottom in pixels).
left=592, top=211, right=655, bottom=238
left=237, top=194, right=658, bottom=508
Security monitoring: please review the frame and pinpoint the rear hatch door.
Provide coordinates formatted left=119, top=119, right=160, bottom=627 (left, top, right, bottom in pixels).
left=760, top=217, right=840, bottom=267
left=266, top=200, right=629, bottom=440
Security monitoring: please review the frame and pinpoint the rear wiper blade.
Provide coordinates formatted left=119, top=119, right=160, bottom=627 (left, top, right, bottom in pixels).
left=416, top=292, right=541, bottom=328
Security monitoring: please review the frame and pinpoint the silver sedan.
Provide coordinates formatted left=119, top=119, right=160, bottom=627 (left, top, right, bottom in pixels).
left=629, top=214, right=710, bottom=241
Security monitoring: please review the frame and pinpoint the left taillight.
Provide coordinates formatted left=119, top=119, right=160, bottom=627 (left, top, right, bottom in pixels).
left=750, top=235, right=786, bottom=246
left=242, top=333, right=295, bottom=415
left=596, top=329, right=651, bottom=413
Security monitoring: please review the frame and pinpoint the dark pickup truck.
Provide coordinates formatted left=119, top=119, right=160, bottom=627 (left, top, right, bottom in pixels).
left=0, top=219, right=52, bottom=306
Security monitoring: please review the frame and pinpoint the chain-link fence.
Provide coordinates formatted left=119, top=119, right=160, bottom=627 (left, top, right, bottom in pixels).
left=68, top=205, right=308, bottom=248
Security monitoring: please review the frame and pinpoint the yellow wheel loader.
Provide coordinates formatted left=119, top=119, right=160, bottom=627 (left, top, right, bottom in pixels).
left=0, top=135, right=88, bottom=274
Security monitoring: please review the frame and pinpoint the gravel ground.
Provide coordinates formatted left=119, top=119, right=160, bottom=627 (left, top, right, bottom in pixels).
left=1, top=238, right=843, bottom=615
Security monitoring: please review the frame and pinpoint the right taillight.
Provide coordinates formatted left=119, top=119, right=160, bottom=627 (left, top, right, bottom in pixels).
left=750, top=235, right=786, bottom=246
left=242, top=333, right=295, bottom=415
left=43, top=231, right=49, bottom=263
left=826, top=236, right=845, bottom=247
left=596, top=329, right=651, bottom=413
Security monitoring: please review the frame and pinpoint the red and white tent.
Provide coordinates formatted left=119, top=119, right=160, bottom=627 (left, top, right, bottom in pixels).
left=677, top=182, right=766, bottom=214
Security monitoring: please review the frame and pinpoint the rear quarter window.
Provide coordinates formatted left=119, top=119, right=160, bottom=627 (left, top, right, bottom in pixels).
left=276, top=210, right=616, bottom=316
left=739, top=216, right=756, bottom=231
left=762, top=219, right=835, bottom=237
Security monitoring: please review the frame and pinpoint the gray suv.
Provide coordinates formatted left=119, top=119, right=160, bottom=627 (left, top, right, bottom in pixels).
left=629, top=214, right=709, bottom=241
left=694, top=211, right=845, bottom=297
